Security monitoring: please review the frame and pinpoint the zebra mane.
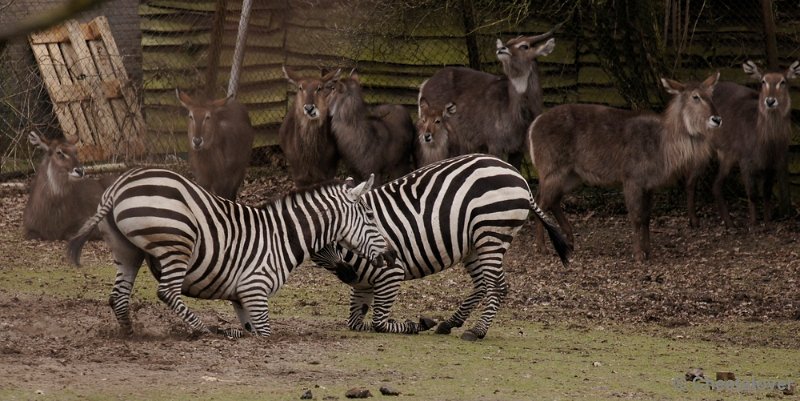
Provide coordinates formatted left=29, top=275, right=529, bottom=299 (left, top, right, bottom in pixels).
left=256, top=179, right=346, bottom=209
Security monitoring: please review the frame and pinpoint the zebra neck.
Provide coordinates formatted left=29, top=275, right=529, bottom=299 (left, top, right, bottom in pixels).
left=262, top=198, right=340, bottom=272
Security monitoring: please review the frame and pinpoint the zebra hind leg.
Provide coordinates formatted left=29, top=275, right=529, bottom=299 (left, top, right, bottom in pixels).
left=155, top=256, right=211, bottom=335
left=461, top=246, right=510, bottom=341
left=435, top=258, right=487, bottom=336
left=105, top=229, right=145, bottom=335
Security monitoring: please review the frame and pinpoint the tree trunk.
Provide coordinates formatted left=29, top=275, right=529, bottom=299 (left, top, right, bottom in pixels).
left=205, top=0, right=228, bottom=98
left=460, top=0, right=481, bottom=71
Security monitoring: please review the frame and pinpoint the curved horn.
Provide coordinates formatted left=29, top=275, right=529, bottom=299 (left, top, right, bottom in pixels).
left=526, top=20, right=565, bottom=43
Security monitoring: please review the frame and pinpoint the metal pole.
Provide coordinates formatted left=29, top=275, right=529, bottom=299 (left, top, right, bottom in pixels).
left=227, top=0, right=252, bottom=97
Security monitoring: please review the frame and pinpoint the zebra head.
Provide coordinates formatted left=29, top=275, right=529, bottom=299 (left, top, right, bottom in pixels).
left=337, top=174, right=392, bottom=267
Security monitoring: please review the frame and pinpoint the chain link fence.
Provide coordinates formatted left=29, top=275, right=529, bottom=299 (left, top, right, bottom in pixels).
left=1, top=0, right=799, bottom=178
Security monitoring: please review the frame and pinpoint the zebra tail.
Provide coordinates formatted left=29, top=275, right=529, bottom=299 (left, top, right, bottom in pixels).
left=67, top=196, right=113, bottom=266
left=529, top=198, right=573, bottom=266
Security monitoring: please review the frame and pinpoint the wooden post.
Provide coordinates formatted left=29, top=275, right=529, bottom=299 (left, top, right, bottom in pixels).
left=206, top=0, right=227, bottom=98
left=761, top=0, right=779, bottom=69
left=460, top=0, right=481, bottom=71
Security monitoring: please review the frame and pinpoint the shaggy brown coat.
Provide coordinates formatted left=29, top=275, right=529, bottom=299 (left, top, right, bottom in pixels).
left=528, top=73, right=721, bottom=262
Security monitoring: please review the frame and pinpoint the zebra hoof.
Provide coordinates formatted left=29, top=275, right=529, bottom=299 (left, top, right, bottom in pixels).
left=434, top=322, right=452, bottom=335
left=418, top=317, right=437, bottom=331
left=460, top=329, right=483, bottom=341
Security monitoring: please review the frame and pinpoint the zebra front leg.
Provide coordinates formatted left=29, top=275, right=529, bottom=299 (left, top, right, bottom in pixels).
left=238, top=289, right=272, bottom=337
left=347, top=288, right=374, bottom=331
left=436, top=262, right=487, bottom=336
left=370, top=279, right=428, bottom=334
left=462, top=265, right=508, bottom=341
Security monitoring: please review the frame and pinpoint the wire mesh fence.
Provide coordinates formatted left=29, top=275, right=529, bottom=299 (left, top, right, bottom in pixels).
left=1, top=0, right=799, bottom=177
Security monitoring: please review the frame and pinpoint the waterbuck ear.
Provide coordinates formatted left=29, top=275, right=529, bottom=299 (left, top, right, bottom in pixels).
left=175, top=88, right=192, bottom=109
left=419, top=97, right=430, bottom=112
left=661, top=77, right=685, bottom=95
left=532, top=38, right=556, bottom=57
left=322, top=68, right=341, bottom=82
left=702, top=71, right=720, bottom=90
left=495, top=38, right=504, bottom=49
left=787, top=60, right=800, bottom=79
left=743, top=60, right=762, bottom=80
left=445, top=102, right=457, bottom=116
left=210, top=95, right=232, bottom=108
left=282, top=65, right=299, bottom=86
left=28, top=131, right=49, bottom=150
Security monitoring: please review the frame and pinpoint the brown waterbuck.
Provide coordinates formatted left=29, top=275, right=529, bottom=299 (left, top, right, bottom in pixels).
left=327, top=71, right=415, bottom=185
left=414, top=98, right=456, bottom=168
left=686, top=60, right=800, bottom=228
left=23, top=131, right=112, bottom=240
left=528, top=73, right=721, bottom=262
left=418, top=23, right=560, bottom=168
left=279, top=67, right=341, bottom=189
left=176, top=89, right=255, bottom=201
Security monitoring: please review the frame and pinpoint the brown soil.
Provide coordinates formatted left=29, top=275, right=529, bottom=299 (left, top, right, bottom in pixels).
left=1, top=154, right=799, bottom=399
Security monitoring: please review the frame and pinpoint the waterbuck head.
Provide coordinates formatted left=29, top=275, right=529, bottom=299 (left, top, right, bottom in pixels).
left=417, top=98, right=455, bottom=145
left=175, top=89, right=232, bottom=151
left=283, top=66, right=340, bottom=121
left=337, top=174, right=392, bottom=267
left=327, top=69, right=364, bottom=115
left=661, top=72, right=722, bottom=137
left=495, top=23, right=560, bottom=90
left=29, top=131, right=85, bottom=188
left=743, top=60, right=800, bottom=116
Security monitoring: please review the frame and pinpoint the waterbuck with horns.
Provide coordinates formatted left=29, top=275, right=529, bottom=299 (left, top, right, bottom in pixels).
left=279, top=67, right=341, bottom=188
left=176, top=89, right=255, bottom=201
left=528, top=73, right=722, bottom=262
left=417, top=22, right=560, bottom=167
left=685, top=60, right=800, bottom=229
left=327, top=71, right=415, bottom=185
left=23, top=131, right=114, bottom=241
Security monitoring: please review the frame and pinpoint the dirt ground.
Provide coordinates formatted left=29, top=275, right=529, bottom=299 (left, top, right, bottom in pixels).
left=1, top=155, right=799, bottom=400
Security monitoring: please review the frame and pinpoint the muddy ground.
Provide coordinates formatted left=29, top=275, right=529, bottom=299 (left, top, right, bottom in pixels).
left=1, top=155, right=798, bottom=400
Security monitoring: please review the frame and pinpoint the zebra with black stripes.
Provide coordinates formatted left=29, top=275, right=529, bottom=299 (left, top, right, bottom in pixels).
left=312, top=154, right=571, bottom=340
left=67, top=168, right=390, bottom=338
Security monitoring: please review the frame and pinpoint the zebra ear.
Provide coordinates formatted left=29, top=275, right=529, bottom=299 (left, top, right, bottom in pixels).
left=346, top=174, right=374, bottom=201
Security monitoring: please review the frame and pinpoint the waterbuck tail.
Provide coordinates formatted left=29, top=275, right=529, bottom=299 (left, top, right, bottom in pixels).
left=529, top=197, right=572, bottom=266
left=67, top=195, right=113, bottom=266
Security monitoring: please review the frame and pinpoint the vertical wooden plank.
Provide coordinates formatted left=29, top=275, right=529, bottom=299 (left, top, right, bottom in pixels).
left=65, top=20, right=120, bottom=156
left=89, top=40, right=137, bottom=155
left=47, top=43, right=94, bottom=146
left=29, top=43, right=78, bottom=140
left=60, top=42, right=101, bottom=148
left=91, top=16, right=145, bottom=156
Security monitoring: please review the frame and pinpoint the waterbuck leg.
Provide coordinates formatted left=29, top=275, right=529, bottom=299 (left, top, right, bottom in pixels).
left=462, top=246, right=510, bottom=341
left=742, top=169, right=758, bottom=228
left=685, top=162, right=707, bottom=228
left=762, top=170, right=776, bottom=224
left=534, top=182, right=572, bottom=253
left=623, top=183, right=648, bottom=263
left=436, top=257, right=486, bottom=335
left=348, top=287, right=374, bottom=332
left=712, top=159, right=736, bottom=229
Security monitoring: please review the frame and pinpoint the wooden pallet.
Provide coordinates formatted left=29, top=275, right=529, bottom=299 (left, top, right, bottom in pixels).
left=29, top=16, right=145, bottom=162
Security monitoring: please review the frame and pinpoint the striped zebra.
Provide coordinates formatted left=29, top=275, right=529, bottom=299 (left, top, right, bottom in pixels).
left=67, top=168, right=390, bottom=338
left=312, top=154, right=571, bottom=340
